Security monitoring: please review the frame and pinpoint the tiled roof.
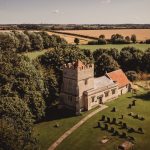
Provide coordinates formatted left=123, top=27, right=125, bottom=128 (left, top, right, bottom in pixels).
left=106, top=69, right=130, bottom=88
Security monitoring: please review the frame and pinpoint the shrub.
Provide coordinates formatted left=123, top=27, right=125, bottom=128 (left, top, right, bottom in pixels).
left=74, top=38, right=80, bottom=45
left=88, top=40, right=98, bottom=45
left=98, top=38, right=107, bottom=45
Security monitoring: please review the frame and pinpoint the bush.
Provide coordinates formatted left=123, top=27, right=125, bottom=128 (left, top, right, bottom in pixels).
left=88, top=40, right=98, bottom=45
left=98, top=38, right=107, bottom=45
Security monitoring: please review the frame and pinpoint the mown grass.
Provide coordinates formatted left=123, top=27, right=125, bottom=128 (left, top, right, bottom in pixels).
left=56, top=91, right=150, bottom=150
left=33, top=106, right=99, bottom=150
left=34, top=90, right=150, bottom=150
left=23, top=44, right=150, bottom=60
left=79, top=44, right=150, bottom=51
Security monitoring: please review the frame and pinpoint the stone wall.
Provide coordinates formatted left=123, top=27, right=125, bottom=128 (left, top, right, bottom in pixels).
left=118, top=84, right=130, bottom=95
left=84, top=85, right=118, bottom=110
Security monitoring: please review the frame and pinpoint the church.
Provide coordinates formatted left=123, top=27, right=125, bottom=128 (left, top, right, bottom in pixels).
left=60, top=60, right=131, bottom=114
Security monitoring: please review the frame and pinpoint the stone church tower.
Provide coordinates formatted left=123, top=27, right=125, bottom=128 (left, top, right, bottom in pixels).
left=60, top=60, right=94, bottom=114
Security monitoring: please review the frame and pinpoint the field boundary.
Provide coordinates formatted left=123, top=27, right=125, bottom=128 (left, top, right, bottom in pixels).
left=50, top=30, right=98, bottom=40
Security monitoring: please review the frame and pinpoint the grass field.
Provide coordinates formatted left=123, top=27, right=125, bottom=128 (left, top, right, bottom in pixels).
left=24, top=44, right=150, bottom=60
left=34, top=89, right=150, bottom=150
left=59, top=29, right=150, bottom=41
left=33, top=107, right=99, bottom=150
left=57, top=91, right=150, bottom=150
left=79, top=44, right=150, bottom=51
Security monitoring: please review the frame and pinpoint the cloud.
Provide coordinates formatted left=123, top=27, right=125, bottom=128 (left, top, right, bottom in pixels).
left=100, top=0, right=112, bottom=4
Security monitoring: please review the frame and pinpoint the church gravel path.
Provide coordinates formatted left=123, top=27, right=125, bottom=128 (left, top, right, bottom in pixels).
left=48, top=105, right=108, bottom=150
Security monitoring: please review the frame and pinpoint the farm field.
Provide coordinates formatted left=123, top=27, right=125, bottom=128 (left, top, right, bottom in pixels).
left=56, top=91, right=150, bottom=150
left=58, top=29, right=150, bottom=41
left=47, top=31, right=91, bottom=44
left=79, top=44, right=150, bottom=51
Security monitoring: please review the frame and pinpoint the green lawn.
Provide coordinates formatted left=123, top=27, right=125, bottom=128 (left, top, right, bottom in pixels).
left=34, top=90, right=150, bottom=150
left=56, top=91, right=150, bottom=150
left=33, top=106, right=99, bottom=150
left=23, top=44, right=150, bottom=60
left=79, top=44, right=150, bottom=51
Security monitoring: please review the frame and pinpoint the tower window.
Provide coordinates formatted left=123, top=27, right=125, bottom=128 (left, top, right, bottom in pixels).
left=85, top=79, right=88, bottom=85
left=91, top=96, right=95, bottom=102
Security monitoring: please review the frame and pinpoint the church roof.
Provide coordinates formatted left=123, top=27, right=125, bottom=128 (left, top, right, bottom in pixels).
left=94, top=76, right=115, bottom=89
left=106, top=69, right=130, bottom=88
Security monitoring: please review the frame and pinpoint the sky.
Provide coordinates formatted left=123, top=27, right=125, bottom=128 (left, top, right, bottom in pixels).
left=0, top=0, right=150, bottom=24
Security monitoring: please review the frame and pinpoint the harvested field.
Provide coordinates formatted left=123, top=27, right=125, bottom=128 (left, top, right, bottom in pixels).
left=58, top=29, right=150, bottom=41
left=47, top=32, right=91, bottom=44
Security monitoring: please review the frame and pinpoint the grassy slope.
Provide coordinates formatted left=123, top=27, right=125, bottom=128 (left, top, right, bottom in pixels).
left=33, top=107, right=99, bottom=150
left=79, top=44, right=150, bottom=51
left=57, top=91, right=150, bottom=150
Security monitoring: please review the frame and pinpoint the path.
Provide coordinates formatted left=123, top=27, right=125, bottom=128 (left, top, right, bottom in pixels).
left=48, top=105, right=108, bottom=150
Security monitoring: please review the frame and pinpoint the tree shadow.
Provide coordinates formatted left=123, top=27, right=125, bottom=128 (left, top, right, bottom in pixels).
left=133, top=92, right=150, bottom=101
left=37, top=105, right=76, bottom=123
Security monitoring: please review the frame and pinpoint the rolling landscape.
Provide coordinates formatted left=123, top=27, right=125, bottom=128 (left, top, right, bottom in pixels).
left=0, top=0, right=150, bottom=150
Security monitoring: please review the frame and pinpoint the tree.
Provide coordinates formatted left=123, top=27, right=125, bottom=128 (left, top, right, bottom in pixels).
left=99, top=34, right=105, bottom=39
left=142, top=48, right=150, bottom=72
left=98, top=38, right=107, bottom=45
left=120, top=47, right=143, bottom=71
left=38, top=31, right=52, bottom=49
left=13, top=31, right=31, bottom=52
left=126, top=71, right=138, bottom=81
left=0, top=51, right=46, bottom=121
left=95, top=54, right=120, bottom=76
left=82, top=49, right=93, bottom=62
left=25, top=31, right=44, bottom=50
left=125, top=36, right=131, bottom=43
left=74, top=38, right=80, bottom=45
left=0, top=96, right=37, bottom=150
left=0, top=32, right=19, bottom=52
left=38, top=45, right=91, bottom=92
left=131, top=34, right=137, bottom=43
left=93, top=48, right=120, bottom=62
